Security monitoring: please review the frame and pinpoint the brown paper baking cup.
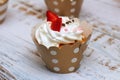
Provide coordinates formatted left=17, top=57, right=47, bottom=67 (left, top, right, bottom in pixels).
left=45, top=0, right=83, bottom=18
left=32, top=22, right=92, bottom=73
left=0, top=0, right=8, bottom=24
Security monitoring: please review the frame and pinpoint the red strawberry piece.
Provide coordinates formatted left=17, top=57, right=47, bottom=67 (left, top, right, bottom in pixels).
left=46, top=10, right=62, bottom=32
left=51, top=18, right=62, bottom=32
left=46, top=10, right=58, bottom=22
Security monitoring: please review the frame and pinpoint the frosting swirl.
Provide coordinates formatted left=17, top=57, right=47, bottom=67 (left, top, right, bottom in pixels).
left=35, top=17, right=85, bottom=48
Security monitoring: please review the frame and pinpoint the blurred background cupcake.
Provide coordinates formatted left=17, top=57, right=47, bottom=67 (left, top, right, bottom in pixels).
left=0, top=0, right=8, bottom=24
left=45, top=0, right=83, bottom=18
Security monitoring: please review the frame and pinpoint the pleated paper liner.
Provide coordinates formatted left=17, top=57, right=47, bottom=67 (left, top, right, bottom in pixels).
left=45, top=0, right=83, bottom=18
left=0, top=0, right=8, bottom=24
left=32, top=21, right=92, bottom=73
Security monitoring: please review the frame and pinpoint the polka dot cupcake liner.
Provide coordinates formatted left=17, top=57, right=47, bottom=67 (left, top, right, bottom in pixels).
left=32, top=21, right=92, bottom=73
left=44, top=0, right=83, bottom=18
left=0, top=0, right=8, bottom=24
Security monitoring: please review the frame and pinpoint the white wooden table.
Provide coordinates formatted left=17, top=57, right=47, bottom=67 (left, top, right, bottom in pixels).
left=0, top=0, right=120, bottom=80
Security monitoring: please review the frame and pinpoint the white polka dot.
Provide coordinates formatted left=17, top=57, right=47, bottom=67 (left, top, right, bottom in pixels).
left=68, top=67, right=75, bottom=71
left=53, top=67, right=60, bottom=71
left=52, top=59, right=58, bottom=64
left=70, top=8, right=75, bottom=13
left=54, top=8, right=60, bottom=13
left=71, top=1, right=76, bottom=6
left=50, top=50, right=57, bottom=55
left=73, top=48, right=79, bottom=54
left=53, top=1, right=58, bottom=5
left=71, top=58, right=77, bottom=63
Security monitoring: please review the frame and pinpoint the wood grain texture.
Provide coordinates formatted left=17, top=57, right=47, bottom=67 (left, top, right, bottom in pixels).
left=0, top=0, right=120, bottom=80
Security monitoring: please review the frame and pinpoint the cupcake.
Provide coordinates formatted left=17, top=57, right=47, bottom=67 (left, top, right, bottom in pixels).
left=45, top=0, right=83, bottom=18
left=0, top=0, right=8, bottom=24
left=32, top=11, right=92, bottom=73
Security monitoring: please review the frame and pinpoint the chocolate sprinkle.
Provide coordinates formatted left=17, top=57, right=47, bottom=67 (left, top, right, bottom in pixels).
left=72, top=19, right=74, bottom=22
left=62, top=23, right=65, bottom=26
left=68, top=21, right=71, bottom=23
left=66, top=21, right=69, bottom=24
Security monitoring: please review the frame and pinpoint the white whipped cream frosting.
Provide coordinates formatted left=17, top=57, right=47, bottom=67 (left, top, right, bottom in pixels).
left=35, top=17, right=84, bottom=48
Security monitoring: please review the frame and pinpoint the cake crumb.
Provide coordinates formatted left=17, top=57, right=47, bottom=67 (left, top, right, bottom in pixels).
left=107, top=38, right=114, bottom=45
left=103, top=46, right=106, bottom=48
left=19, top=7, right=27, bottom=12
left=92, top=24, right=98, bottom=28
left=18, top=1, right=43, bottom=19
left=109, top=66, right=117, bottom=70
left=35, top=9, right=42, bottom=13
left=105, top=62, right=109, bottom=66
left=26, top=10, right=37, bottom=16
left=19, top=1, right=42, bottom=13
left=12, top=4, right=18, bottom=8
left=20, top=1, right=33, bottom=7
left=93, top=34, right=104, bottom=41
left=37, top=15, right=42, bottom=19
left=85, top=49, right=94, bottom=57
left=112, top=25, right=120, bottom=32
